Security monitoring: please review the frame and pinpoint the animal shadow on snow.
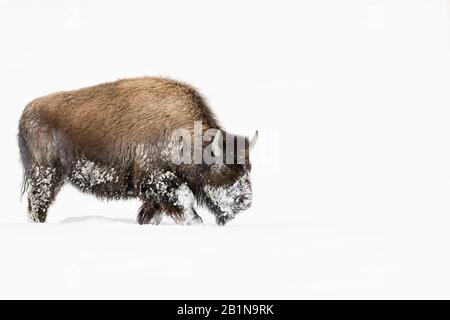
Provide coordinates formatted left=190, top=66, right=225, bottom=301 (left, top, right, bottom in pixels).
left=61, top=215, right=135, bottom=224
left=60, top=215, right=209, bottom=226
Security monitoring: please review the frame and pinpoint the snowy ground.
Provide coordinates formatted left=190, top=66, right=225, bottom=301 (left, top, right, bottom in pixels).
left=1, top=202, right=449, bottom=299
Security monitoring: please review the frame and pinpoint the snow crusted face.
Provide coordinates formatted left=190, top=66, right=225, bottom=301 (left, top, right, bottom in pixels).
left=204, top=172, right=252, bottom=225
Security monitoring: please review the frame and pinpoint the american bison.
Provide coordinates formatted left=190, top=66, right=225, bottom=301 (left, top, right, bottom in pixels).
left=18, top=77, right=257, bottom=225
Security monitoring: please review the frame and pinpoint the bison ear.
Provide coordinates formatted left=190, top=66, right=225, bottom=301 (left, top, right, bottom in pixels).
left=249, top=130, right=258, bottom=152
left=212, top=130, right=222, bottom=157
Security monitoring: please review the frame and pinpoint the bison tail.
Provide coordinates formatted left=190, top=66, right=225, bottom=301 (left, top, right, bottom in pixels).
left=20, top=170, right=28, bottom=199
left=18, top=131, right=32, bottom=198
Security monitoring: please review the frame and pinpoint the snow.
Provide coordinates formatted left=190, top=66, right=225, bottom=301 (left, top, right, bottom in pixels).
left=204, top=172, right=252, bottom=217
left=0, top=215, right=449, bottom=299
left=174, top=184, right=195, bottom=211
left=72, top=158, right=119, bottom=189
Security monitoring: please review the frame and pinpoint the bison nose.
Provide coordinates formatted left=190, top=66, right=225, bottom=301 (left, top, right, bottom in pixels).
left=236, top=194, right=252, bottom=209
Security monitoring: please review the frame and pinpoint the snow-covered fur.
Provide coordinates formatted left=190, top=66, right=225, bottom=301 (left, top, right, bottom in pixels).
left=18, top=77, right=254, bottom=225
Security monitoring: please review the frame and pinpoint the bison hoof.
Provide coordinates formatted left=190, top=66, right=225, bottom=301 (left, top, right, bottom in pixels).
left=216, top=215, right=233, bottom=226
left=188, top=216, right=203, bottom=225
left=149, top=214, right=163, bottom=226
left=28, top=213, right=46, bottom=223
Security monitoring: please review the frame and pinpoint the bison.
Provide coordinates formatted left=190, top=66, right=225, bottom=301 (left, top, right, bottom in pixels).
left=18, top=77, right=257, bottom=225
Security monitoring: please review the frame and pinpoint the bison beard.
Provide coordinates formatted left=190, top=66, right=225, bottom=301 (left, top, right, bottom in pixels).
left=18, top=77, right=256, bottom=226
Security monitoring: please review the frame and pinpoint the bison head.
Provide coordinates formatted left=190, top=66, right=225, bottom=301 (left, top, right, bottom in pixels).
left=203, top=130, right=258, bottom=225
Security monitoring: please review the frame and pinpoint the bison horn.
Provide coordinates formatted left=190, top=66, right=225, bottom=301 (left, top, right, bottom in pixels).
left=212, top=130, right=222, bottom=157
left=249, top=130, right=258, bottom=151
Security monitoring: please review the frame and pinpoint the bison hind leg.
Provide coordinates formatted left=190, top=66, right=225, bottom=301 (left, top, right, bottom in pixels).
left=26, top=164, right=63, bottom=223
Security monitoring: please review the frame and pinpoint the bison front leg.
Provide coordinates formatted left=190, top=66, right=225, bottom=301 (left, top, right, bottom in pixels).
left=136, top=199, right=163, bottom=225
left=26, top=164, right=63, bottom=223
left=139, top=171, right=202, bottom=225
left=189, top=208, right=203, bottom=225
left=168, top=184, right=203, bottom=225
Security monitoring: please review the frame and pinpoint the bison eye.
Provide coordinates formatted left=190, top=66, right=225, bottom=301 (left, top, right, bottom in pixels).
left=236, top=195, right=245, bottom=206
left=235, top=194, right=251, bottom=208
left=221, top=168, right=232, bottom=178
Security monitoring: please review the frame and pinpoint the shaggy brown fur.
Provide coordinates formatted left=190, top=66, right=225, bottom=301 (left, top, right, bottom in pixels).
left=19, top=77, right=220, bottom=165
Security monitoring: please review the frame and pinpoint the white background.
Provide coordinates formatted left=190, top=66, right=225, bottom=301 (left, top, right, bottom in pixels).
left=0, top=0, right=449, bottom=299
